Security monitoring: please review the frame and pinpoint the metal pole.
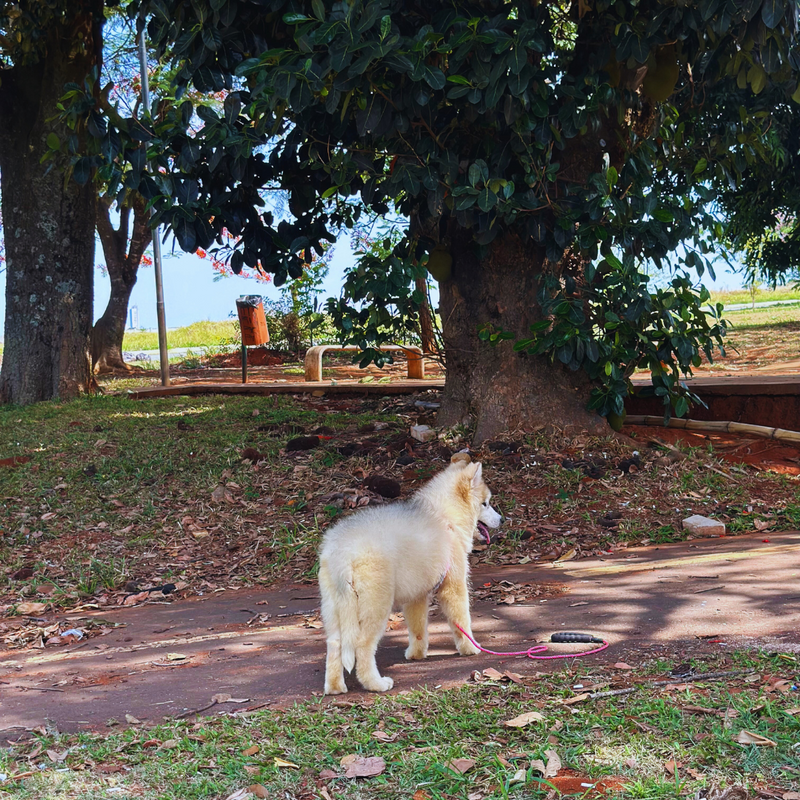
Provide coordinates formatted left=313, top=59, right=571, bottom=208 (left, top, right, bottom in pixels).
left=138, top=20, right=170, bottom=387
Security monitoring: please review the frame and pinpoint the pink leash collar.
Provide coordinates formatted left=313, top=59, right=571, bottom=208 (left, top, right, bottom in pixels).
left=455, top=624, right=609, bottom=660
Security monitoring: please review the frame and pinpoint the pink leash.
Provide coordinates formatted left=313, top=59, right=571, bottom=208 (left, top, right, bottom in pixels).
left=455, top=624, right=609, bottom=660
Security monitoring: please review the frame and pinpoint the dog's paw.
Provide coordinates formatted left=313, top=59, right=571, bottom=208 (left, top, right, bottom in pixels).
left=324, top=681, right=348, bottom=695
left=405, top=644, right=428, bottom=661
left=457, top=639, right=481, bottom=656
left=363, top=675, right=394, bottom=692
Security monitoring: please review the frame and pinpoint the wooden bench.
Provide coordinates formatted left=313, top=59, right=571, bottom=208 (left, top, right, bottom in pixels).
left=304, top=345, right=425, bottom=382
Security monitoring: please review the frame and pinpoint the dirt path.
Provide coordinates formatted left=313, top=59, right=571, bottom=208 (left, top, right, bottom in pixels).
left=2, top=531, right=799, bottom=734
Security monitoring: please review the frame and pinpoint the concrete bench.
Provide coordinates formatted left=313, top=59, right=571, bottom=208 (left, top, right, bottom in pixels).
left=304, top=345, right=425, bottom=382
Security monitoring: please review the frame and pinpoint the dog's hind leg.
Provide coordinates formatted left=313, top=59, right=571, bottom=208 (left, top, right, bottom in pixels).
left=437, top=564, right=480, bottom=656
left=403, top=597, right=429, bottom=660
left=352, top=562, right=394, bottom=692
left=320, top=571, right=348, bottom=695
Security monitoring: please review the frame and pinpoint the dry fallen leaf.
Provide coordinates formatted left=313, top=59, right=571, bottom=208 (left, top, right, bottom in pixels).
left=446, top=758, right=476, bottom=774
left=159, top=739, right=179, bottom=751
left=785, top=707, right=800, bottom=716
left=242, top=745, right=259, bottom=757
left=509, top=768, right=527, bottom=784
left=504, top=711, right=545, bottom=728
left=122, top=591, right=150, bottom=607
left=46, top=749, right=68, bottom=763
left=371, top=730, right=399, bottom=742
left=481, top=668, right=505, bottom=681
left=340, top=754, right=386, bottom=778
left=124, top=714, right=141, bottom=725
left=224, top=790, right=251, bottom=800
left=15, top=602, right=48, bottom=615
left=273, top=757, right=300, bottom=769
left=554, top=547, right=577, bottom=562
left=319, top=769, right=338, bottom=780
left=664, top=759, right=681, bottom=776
left=736, top=730, right=777, bottom=747
left=613, top=662, right=634, bottom=670
left=413, top=791, right=431, bottom=800
left=531, top=749, right=561, bottom=779
left=247, top=785, right=269, bottom=799
left=561, top=693, right=589, bottom=705
left=782, top=792, right=800, bottom=800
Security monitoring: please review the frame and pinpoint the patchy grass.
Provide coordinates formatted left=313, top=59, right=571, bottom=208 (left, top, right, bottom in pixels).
left=122, top=321, right=238, bottom=351
left=1, top=393, right=798, bottom=618
left=711, top=285, right=800, bottom=307
left=1, top=650, right=798, bottom=799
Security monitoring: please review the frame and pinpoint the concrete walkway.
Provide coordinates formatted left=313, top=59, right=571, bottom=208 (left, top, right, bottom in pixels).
left=1, top=531, right=798, bottom=733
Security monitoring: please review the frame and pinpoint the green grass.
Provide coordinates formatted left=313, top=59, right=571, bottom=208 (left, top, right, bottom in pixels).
left=1, top=650, right=797, bottom=799
left=0, top=394, right=392, bottom=605
left=722, top=304, right=800, bottom=329
left=122, top=320, right=238, bottom=351
left=710, top=285, right=800, bottom=307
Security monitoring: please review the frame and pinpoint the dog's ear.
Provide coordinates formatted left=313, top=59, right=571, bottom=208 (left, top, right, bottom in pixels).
left=469, top=461, right=483, bottom=487
left=450, top=452, right=472, bottom=467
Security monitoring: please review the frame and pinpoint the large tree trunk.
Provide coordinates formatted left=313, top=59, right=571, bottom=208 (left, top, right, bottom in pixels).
left=0, top=4, right=103, bottom=404
left=93, top=198, right=151, bottom=373
left=438, top=232, right=607, bottom=444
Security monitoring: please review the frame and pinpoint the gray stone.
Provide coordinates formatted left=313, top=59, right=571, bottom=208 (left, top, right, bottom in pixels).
left=410, top=424, right=437, bottom=443
left=682, top=514, right=726, bottom=537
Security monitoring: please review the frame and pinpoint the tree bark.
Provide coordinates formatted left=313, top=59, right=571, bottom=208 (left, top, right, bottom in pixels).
left=93, top=198, right=151, bottom=373
left=0, top=3, right=103, bottom=404
left=438, top=232, right=607, bottom=444
left=414, top=275, right=437, bottom=354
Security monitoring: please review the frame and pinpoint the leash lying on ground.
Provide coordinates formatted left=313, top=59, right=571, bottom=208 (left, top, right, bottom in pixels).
left=455, top=624, right=609, bottom=660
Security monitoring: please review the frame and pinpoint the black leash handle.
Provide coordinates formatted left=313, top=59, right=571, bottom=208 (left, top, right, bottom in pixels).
left=551, top=631, right=606, bottom=644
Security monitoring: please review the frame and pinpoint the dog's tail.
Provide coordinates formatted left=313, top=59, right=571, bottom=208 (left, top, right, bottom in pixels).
left=338, top=575, right=360, bottom=673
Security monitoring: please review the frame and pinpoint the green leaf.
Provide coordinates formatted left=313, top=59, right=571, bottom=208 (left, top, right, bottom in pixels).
left=605, top=252, right=623, bottom=271
left=761, top=0, right=784, bottom=29
left=693, top=158, right=708, bottom=175
left=446, top=75, right=472, bottom=85
left=606, top=166, right=618, bottom=190
left=311, top=0, right=325, bottom=20
left=477, top=187, right=498, bottom=212
left=653, top=208, right=674, bottom=222
left=283, top=12, right=310, bottom=24
left=46, top=133, right=60, bottom=150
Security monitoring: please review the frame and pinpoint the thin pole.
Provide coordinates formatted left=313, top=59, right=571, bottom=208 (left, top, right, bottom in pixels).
left=138, top=19, right=170, bottom=387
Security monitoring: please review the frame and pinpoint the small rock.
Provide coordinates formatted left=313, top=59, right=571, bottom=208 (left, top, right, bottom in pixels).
left=396, top=453, right=416, bottom=466
left=410, top=425, right=436, bottom=443
left=286, top=436, right=320, bottom=452
left=682, top=514, right=725, bottom=537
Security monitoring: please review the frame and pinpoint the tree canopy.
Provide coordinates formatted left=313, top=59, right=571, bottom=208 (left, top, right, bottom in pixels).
left=56, top=1, right=800, bottom=434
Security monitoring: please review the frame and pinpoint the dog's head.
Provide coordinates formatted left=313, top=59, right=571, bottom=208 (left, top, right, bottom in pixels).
left=451, top=455, right=502, bottom=545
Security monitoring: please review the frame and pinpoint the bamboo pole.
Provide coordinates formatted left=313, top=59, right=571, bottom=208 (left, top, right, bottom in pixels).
left=626, top=415, right=800, bottom=446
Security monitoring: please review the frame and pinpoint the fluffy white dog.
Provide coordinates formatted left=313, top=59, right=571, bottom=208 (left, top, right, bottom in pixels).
left=318, top=457, right=502, bottom=694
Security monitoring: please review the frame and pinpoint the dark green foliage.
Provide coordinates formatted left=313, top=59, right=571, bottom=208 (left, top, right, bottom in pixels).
left=75, top=0, right=800, bottom=418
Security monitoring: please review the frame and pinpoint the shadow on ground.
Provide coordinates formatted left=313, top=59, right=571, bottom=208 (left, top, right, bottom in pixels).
left=1, top=531, right=798, bottom=733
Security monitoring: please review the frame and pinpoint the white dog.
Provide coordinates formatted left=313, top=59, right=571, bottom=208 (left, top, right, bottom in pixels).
left=318, top=457, right=502, bottom=694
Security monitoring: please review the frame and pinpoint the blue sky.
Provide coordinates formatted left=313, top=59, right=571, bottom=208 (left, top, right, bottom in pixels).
left=0, top=235, right=746, bottom=338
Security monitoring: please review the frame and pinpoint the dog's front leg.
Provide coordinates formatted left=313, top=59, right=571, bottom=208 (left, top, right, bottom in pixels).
left=403, top=598, right=429, bottom=660
left=437, top=566, right=480, bottom=656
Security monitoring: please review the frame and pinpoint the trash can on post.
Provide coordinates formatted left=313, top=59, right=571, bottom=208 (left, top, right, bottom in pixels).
left=235, top=296, right=269, bottom=383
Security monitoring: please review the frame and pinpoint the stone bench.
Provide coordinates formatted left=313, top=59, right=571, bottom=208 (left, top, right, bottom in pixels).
left=304, top=344, right=425, bottom=382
